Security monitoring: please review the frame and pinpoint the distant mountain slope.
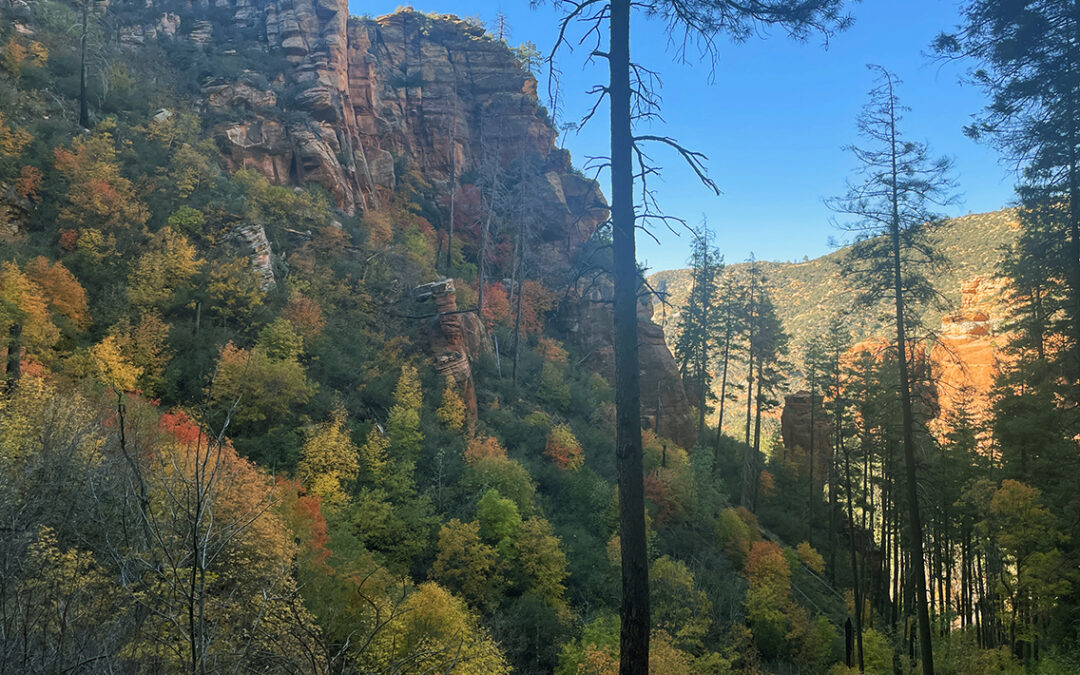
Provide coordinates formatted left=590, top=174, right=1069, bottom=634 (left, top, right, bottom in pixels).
left=650, top=209, right=1020, bottom=359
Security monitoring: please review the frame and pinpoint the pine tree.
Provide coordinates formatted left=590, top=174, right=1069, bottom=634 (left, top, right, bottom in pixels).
left=936, top=2, right=1080, bottom=380
left=673, top=225, right=722, bottom=436
left=827, top=66, right=955, bottom=675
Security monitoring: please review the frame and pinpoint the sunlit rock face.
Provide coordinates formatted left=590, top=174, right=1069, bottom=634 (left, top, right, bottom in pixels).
left=930, top=275, right=1010, bottom=437
left=124, top=0, right=695, bottom=446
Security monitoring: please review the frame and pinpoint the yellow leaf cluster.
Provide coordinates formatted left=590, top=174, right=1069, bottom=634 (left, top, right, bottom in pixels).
left=127, top=227, right=202, bottom=307
left=0, top=111, right=30, bottom=157
left=297, top=406, right=360, bottom=507
left=90, top=335, right=142, bottom=392
left=436, top=378, right=467, bottom=431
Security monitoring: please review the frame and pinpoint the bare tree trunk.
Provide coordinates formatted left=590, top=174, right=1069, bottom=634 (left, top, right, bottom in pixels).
left=886, top=83, right=934, bottom=673
left=844, top=441, right=865, bottom=672
left=5, top=323, right=21, bottom=391
left=610, top=0, right=648, bottom=670
left=808, top=375, right=816, bottom=544
left=712, top=330, right=731, bottom=467
left=79, top=1, right=90, bottom=129
left=751, top=356, right=763, bottom=511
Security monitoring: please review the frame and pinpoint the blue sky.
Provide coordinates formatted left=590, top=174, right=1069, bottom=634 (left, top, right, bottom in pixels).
left=350, top=0, right=1015, bottom=272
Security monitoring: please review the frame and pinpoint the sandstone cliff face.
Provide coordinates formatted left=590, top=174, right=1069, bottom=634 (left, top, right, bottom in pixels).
left=415, top=278, right=482, bottom=416
left=559, top=279, right=697, bottom=450
left=930, top=275, right=1009, bottom=432
left=127, top=0, right=693, bottom=444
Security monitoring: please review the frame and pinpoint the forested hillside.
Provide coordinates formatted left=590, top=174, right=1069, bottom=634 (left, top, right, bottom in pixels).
left=1, top=0, right=1078, bottom=674
left=652, top=209, right=1020, bottom=356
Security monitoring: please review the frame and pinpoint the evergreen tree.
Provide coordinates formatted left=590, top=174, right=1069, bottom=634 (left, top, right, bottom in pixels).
left=551, top=1, right=850, bottom=669
left=673, top=225, right=722, bottom=436
left=936, top=2, right=1080, bottom=379
left=827, top=66, right=955, bottom=675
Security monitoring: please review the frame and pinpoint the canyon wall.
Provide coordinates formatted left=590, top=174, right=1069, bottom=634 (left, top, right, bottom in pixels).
left=121, top=0, right=695, bottom=447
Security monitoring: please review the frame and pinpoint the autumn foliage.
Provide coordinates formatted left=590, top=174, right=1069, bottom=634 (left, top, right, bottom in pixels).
left=544, top=423, right=584, bottom=471
left=465, top=434, right=506, bottom=463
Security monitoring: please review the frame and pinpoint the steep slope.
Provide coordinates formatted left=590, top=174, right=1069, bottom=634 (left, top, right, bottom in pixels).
left=107, top=0, right=696, bottom=446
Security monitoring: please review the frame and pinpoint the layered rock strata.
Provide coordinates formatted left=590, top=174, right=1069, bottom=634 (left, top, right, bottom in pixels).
left=930, top=275, right=1009, bottom=433
left=123, top=0, right=693, bottom=444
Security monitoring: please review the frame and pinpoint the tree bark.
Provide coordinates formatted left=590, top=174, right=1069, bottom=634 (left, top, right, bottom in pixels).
left=610, top=0, right=649, bottom=670
left=712, top=330, right=731, bottom=467
left=80, top=1, right=90, bottom=129
left=887, top=80, right=935, bottom=674
left=844, top=441, right=865, bottom=672
left=5, top=323, right=21, bottom=391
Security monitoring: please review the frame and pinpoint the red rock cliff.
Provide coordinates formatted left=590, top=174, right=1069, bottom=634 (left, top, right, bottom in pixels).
left=930, top=275, right=1010, bottom=436
left=127, top=1, right=695, bottom=445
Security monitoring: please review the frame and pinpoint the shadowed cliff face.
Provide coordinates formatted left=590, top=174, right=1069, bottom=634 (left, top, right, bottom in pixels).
left=124, top=0, right=696, bottom=448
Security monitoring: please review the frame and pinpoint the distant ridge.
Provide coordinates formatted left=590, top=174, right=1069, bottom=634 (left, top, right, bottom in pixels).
left=649, top=208, right=1020, bottom=360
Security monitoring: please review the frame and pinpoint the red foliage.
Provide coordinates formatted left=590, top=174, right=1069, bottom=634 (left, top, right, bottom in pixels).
left=296, top=495, right=330, bottom=567
left=58, top=229, right=78, bottom=252
left=482, top=282, right=511, bottom=326
left=159, top=410, right=203, bottom=447
left=644, top=473, right=676, bottom=525
left=274, top=477, right=333, bottom=570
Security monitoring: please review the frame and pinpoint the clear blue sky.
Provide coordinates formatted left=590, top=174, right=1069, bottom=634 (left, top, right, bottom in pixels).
left=350, top=0, right=1015, bottom=272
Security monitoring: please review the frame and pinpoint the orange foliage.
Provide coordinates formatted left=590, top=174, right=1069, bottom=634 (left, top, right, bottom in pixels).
left=465, top=434, right=506, bottom=463
left=0, top=261, right=58, bottom=351
left=275, top=478, right=332, bottom=570
left=15, top=165, right=42, bottom=200
left=745, top=540, right=789, bottom=582
left=544, top=424, right=584, bottom=471
left=311, top=226, right=349, bottom=257
left=155, top=409, right=291, bottom=566
left=282, top=292, right=325, bottom=339
left=481, top=282, right=511, bottom=326
left=54, top=133, right=149, bottom=230
left=24, top=257, right=90, bottom=329
left=536, top=337, right=568, bottom=364
left=58, top=229, right=78, bottom=252
left=518, top=280, right=556, bottom=335
left=758, top=469, right=776, bottom=499
left=644, top=473, right=676, bottom=525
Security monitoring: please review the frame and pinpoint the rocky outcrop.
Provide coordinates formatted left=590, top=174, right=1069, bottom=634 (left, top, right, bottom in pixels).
left=0, top=182, right=31, bottom=243
left=124, top=0, right=692, bottom=442
left=228, top=223, right=275, bottom=290
left=560, top=279, right=697, bottom=451
left=415, top=278, right=483, bottom=416
left=780, top=391, right=833, bottom=490
left=930, top=275, right=1009, bottom=433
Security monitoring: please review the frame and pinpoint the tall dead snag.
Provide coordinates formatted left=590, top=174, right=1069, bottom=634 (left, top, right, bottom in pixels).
left=550, top=1, right=849, bottom=671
